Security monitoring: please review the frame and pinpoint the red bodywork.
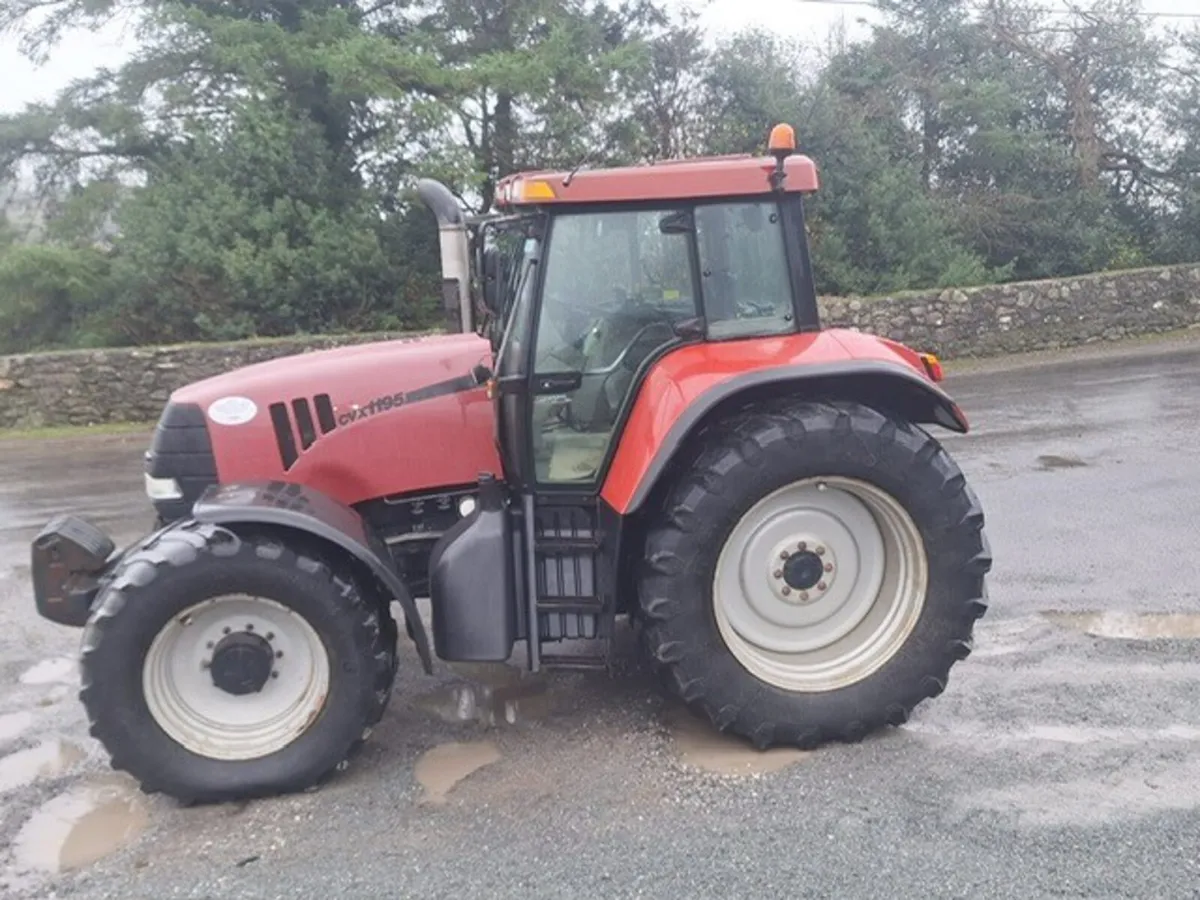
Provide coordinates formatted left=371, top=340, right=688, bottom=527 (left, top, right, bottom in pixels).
left=494, top=154, right=819, bottom=208
left=599, top=327, right=955, bottom=514
left=172, top=332, right=501, bottom=507
left=170, top=324, right=948, bottom=515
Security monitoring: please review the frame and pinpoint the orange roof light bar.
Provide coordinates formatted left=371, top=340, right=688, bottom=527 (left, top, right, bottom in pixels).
left=769, top=123, right=797, bottom=155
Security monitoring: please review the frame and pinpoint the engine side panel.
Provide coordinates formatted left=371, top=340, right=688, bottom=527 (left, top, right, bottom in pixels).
left=601, top=327, right=963, bottom=514
left=169, top=333, right=504, bottom=508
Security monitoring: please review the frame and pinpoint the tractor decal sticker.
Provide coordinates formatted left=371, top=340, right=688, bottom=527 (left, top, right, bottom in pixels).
left=335, top=373, right=482, bottom=427
left=207, top=396, right=259, bottom=427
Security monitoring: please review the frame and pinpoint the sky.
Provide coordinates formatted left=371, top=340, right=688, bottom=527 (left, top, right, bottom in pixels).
left=1, top=0, right=1198, bottom=115
left=0, top=0, right=873, bottom=115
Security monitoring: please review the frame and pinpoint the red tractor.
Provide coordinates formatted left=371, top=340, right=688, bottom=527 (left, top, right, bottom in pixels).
left=31, top=125, right=991, bottom=803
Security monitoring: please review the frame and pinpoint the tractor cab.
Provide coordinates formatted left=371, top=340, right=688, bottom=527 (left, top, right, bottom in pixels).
left=424, top=126, right=823, bottom=492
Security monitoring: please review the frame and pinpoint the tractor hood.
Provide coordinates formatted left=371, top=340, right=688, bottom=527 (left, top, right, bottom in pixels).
left=148, top=332, right=504, bottom=514
left=172, top=331, right=491, bottom=413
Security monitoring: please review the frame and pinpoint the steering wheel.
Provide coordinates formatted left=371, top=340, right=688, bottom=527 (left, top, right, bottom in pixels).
left=561, top=305, right=679, bottom=432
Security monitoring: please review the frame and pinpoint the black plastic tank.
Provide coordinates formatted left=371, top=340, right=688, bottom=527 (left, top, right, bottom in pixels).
left=428, top=474, right=519, bottom=662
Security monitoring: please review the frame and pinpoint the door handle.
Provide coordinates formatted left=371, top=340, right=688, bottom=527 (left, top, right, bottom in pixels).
left=533, top=372, right=584, bottom=394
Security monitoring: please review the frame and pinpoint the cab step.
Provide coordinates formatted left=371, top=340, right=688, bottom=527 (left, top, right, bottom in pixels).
left=523, top=495, right=617, bottom=673
left=539, top=651, right=610, bottom=672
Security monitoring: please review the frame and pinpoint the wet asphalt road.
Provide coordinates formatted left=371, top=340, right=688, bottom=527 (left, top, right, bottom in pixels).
left=3, top=337, right=1200, bottom=899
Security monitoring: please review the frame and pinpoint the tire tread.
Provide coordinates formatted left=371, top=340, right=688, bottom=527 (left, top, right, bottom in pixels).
left=637, top=397, right=993, bottom=752
left=79, top=522, right=397, bottom=803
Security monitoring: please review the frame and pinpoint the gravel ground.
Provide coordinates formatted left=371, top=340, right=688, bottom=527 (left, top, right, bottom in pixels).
left=2, top=339, right=1200, bottom=899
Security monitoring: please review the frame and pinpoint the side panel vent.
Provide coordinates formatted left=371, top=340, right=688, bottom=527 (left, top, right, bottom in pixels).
left=292, top=398, right=317, bottom=450
left=269, top=394, right=337, bottom=471
left=269, top=403, right=299, bottom=470
left=314, top=394, right=337, bottom=434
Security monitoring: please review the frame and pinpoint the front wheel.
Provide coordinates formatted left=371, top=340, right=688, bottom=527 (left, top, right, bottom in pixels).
left=79, top=521, right=397, bottom=803
left=637, top=399, right=992, bottom=749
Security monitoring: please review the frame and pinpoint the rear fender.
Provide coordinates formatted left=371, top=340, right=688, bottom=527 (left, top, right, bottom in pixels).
left=191, top=480, right=433, bottom=673
left=608, top=360, right=968, bottom=516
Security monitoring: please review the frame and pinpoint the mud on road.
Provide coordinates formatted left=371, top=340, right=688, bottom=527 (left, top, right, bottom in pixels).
left=3, top=341, right=1200, bottom=899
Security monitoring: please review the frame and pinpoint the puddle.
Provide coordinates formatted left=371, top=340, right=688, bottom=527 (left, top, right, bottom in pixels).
left=20, top=657, right=79, bottom=686
left=416, top=663, right=552, bottom=726
left=665, top=706, right=810, bottom=777
left=0, top=739, right=86, bottom=794
left=413, top=741, right=502, bottom=805
left=0, top=710, right=35, bottom=745
left=11, top=777, right=149, bottom=873
left=1037, top=454, right=1088, bottom=470
left=1044, top=610, right=1200, bottom=640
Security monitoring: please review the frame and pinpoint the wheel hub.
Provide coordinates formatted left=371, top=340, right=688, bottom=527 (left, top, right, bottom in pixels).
left=714, top=476, right=929, bottom=692
left=209, top=631, right=275, bottom=696
left=782, top=550, right=825, bottom=592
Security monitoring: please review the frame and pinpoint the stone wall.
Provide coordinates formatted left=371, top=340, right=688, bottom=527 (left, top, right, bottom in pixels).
left=2, top=263, right=1200, bottom=430
left=820, top=263, right=1200, bottom=357
left=0, top=332, right=431, bottom=430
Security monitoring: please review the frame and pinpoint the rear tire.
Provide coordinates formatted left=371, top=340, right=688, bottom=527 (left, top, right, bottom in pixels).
left=637, top=398, right=991, bottom=749
left=79, top=521, right=397, bottom=803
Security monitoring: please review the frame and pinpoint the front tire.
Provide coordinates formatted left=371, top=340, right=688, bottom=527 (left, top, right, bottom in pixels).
left=79, top=521, right=397, bottom=803
left=637, top=399, right=991, bottom=749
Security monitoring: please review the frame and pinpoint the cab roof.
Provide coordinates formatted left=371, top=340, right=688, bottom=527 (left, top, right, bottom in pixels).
left=493, top=152, right=820, bottom=209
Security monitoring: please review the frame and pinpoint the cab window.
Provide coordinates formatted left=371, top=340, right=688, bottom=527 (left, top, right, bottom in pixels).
left=695, top=201, right=795, bottom=339
left=531, top=208, right=698, bottom=484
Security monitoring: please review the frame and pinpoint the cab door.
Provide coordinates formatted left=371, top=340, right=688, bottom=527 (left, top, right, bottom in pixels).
left=490, top=232, right=545, bottom=491
left=525, top=206, right=703, bottom=490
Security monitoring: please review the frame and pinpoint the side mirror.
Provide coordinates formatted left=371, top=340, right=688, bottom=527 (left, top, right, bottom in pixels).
left=481, top=245, right=506, bottom=317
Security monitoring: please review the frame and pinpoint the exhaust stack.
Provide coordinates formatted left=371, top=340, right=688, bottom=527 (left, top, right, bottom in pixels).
left=416, top=179, right=473, bottom=334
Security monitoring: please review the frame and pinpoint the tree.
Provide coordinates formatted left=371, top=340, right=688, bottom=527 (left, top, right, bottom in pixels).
left=0, top=0, right=668, bottom=346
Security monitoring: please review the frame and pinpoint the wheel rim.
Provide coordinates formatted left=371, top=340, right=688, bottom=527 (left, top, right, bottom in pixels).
left=142, top=595, right=331, bottom=761
left=713, top=476, right=928, bottom=693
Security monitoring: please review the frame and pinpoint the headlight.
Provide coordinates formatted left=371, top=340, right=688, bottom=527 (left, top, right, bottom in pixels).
left=144, top=473, right=184, bottom=501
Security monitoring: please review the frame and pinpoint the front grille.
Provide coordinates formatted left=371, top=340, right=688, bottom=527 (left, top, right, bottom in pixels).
left=144, top=402, right=217, bottom=521
left=269, top=394, right=337, bottom=471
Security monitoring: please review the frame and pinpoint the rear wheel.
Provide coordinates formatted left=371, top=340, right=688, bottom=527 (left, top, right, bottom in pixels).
left=637, top=398, right=991, bottom=749
left=80, top=521, right=397, bottom=803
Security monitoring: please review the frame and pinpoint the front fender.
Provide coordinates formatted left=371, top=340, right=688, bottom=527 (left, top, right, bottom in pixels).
left=192, top=480, right=433, bottom=673
left=601, top=331, right=969, bottom=516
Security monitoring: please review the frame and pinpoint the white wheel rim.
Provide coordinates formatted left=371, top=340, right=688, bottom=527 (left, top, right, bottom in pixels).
left=713, top=476, right=928, bottom=693
left=142, top=595, right=331, bottom=761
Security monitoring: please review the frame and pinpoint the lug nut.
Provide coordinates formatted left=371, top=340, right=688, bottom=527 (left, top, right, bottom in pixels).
left=271, top=671, right=279, bottom=679
left=798, top=541, right=808, bottom=551
left=223, top=627, right=232, bottom=635
left=799, top=591, right=809, bottom=602
left=245, top=624, right=254, bottom=632
left=816, top=546, right=826, bottom=556
left=201, top=659, right=211, bottom=670
left=781, top=586, right=792, bottom=596
left=266, top=632, right=275, bottom=641
left=206, top=641, right=215, bottom=650
left=773, top=569, right=783, bottom=579
left=818, top=582, right=827, bottom=591
left=780, top=551, right=790, bottom=560
left=275, top=651, right=283, bottom=659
